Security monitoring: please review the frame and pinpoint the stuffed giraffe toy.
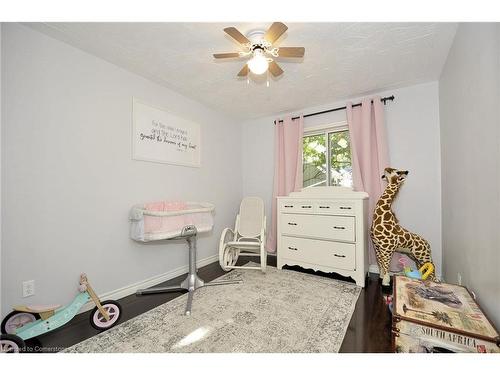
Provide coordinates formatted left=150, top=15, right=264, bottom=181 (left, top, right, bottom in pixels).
left=371, top=167, right=437, bottom=286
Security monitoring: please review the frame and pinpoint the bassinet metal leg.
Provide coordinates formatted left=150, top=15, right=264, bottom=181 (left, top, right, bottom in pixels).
left=185, top=290, right=195, bottom=316
left=136, top=225, right=242, bottom=316
left=180, top=235, right=205, bottom=290
left=203, top=279, right=243, bottom=287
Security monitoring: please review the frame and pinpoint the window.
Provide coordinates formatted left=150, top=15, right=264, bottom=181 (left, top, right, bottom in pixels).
left=302, top=127, right=352, bottom=188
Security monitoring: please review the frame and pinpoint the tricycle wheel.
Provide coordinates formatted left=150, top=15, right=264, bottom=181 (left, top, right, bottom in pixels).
left=90, top=300, right=122, bottom=331
left=1, top=311, right=40, bottom=334
left=0, top=334, right=26, bottom=353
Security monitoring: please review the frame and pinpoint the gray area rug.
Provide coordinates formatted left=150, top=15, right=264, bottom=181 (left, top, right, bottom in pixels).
left=64, top=263, right=361, bottom=353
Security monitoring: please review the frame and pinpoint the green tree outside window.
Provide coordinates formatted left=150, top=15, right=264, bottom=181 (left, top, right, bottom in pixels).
left=303, top=130, right=352, bottom=188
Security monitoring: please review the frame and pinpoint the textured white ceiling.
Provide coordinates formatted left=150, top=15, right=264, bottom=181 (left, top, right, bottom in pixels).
left=27, top=22, right=457, bottom=120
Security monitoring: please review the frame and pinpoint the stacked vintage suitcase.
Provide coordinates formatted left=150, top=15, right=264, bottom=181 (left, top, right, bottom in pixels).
left=392, top=275, right=500, bottom=353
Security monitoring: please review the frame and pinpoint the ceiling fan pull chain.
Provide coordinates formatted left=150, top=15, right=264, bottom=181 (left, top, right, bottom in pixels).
left=266, top=70, right=270, bottom=88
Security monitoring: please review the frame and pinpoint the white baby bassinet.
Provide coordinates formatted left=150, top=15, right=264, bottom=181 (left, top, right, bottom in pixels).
left=130, top=201, right=239, bottom=315
left=129, top=201, right=215, bottom=242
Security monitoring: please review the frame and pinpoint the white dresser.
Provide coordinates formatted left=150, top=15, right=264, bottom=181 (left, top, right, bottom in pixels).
left=277, top=187, right=369, bottom=287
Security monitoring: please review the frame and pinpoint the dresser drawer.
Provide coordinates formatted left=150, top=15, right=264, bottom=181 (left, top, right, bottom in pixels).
left=313, top=201, right=356, bottom=215
left=281, top=213, right=355, bottom=242
left=281, top=200, right=356, bottom=215
left=280, top=236, right=356, bottom=271
left=280, top=201, right=315, bottom=214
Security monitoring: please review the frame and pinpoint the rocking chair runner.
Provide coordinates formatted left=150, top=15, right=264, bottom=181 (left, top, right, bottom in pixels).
left=219, top=197, right=267, bottom=273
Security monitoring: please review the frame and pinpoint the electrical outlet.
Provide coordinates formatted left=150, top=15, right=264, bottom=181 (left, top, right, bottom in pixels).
left=22, top=280, right=35, bottom=297
left=457, top=273, right=462, bottom=286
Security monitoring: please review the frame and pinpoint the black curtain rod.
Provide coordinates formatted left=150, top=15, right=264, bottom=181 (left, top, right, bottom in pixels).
left=274, top=95, right=395, bottom=124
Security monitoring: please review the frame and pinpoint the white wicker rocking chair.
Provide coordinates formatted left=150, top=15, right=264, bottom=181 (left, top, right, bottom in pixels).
left=219, top=197, right=267, bottom=273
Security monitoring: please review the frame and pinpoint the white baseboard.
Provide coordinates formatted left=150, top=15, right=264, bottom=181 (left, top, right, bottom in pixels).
left=79, top=254, right=219, bottom=313
left=368, top=264, right=380, bottom=274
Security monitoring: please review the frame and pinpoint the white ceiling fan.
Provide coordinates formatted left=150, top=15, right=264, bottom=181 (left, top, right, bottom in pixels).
left=213, top=22, right=305, bottom=78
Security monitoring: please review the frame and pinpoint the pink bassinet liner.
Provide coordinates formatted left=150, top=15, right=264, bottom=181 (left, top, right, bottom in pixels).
left=144, top=201, right=189, bottom=233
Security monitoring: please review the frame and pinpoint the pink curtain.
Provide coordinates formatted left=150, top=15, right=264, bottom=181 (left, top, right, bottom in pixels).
left=266, top=116, right=304, bottom=252
left=347, top=97, right=399, bottom=268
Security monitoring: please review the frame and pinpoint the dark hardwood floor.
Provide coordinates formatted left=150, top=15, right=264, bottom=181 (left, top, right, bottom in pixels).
left=24, top=256, right=392, bottom=353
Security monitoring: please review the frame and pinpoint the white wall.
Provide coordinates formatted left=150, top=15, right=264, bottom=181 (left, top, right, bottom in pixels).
left=439, top=23, right=500, bottom=327
left=241, top=82, right=443, bottom=276
left=1, top=24, right=242, bottom=316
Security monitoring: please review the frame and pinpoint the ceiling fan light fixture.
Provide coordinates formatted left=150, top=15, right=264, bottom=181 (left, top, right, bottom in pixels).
left=214, top=22, right=304, bottom=79
left=247, top=50, right=269, bottom=75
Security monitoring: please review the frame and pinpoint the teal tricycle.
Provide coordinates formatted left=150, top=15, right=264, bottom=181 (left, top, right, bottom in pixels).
left=0, top=273, right=122, bottom=353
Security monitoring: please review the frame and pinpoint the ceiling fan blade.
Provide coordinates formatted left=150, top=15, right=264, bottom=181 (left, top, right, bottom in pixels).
left=277, top=47, right=305, bottom=58
left=237, top=64, right=249, bottom=77
left=268, top=61, right=284, bottom=77
left=224, top=27, right=250, bottom=45
left=213, top=52, right=241, bottom=59
left=264, top=22, right=288, bottom=44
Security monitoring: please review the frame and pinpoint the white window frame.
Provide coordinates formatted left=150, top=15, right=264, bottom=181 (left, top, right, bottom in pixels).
left=303, top=120, right=350, bottom=187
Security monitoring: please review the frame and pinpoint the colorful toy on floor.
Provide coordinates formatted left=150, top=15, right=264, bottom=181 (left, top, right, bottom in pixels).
left=399, top=257, right=435, bottom=280
left=371, top=167, right=437, bottom=286
left=0, top=273, right=122, bottom=353
left=383, top=295, right=394, bottom=314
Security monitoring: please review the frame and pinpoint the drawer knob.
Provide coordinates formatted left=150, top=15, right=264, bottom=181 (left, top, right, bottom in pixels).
left=288, top=246, right=298, bottom=251
left=340, top=206, right=352, bottom=210
left=334, top=254, right=346, bottom=258
left=333, top=226, right=346, bottom=230
left=287, top=222, right=298, bottom=226
left=284, top=205, right=294, bottom=208
left=301, top=205, right=312, bottom=208
left=319, top=206, right=330, bottom=209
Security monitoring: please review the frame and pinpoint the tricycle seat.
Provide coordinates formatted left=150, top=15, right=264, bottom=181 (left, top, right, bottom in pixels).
left=13, top=304, right=62, bottom=313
